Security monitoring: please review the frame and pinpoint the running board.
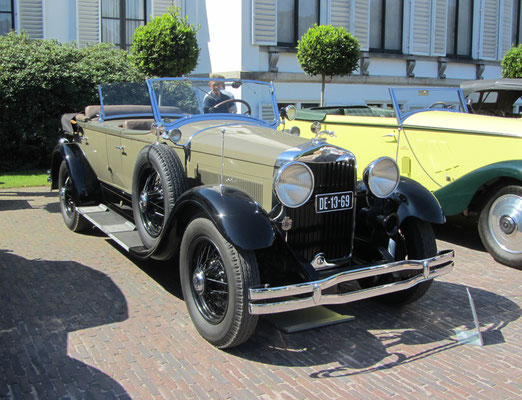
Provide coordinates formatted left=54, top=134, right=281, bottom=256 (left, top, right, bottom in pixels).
left=77, top=204, right=143, bottom=251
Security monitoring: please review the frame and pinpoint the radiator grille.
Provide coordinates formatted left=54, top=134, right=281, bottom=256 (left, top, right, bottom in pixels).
left=286, top=160, right=356, bottom=262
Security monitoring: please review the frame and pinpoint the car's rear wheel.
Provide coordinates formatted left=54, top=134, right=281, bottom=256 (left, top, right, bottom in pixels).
left=180, top=218, right=259, bottom=348
left=359, top=219, right=436, bottom=305
left=58, top=160, right=89, bottom=232
left=132, top=144, right=187, bottom=249
left=478, top=185, right=522, bottom=269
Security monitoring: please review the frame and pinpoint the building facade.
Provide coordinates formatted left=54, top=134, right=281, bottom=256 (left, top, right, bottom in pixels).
left=2, top=0, right=521, bottom=107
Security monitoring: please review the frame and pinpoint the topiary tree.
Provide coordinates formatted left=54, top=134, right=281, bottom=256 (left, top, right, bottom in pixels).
left=501, top=44, right=522, bottom=78
left=130, top=6, right=199, bottom=77
left=297, top=25, right=360, bottom=106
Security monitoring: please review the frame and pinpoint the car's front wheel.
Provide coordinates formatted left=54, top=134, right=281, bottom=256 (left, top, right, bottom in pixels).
left=359, top=218, right=436, bottom=305
left=180, top=218, right=259, bottom=348
left=478, top=185, right=522, bottom=269
left=58, top=160, right=89, bottom=232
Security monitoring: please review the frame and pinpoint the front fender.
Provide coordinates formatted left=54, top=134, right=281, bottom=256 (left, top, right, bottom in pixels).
left=433, top=160, right=522, bottom=216
left=395, top=177, right=445, bottom=224
left=150, top=185, right=276, bottom=261
left=50, top=142, right=101, bottom=204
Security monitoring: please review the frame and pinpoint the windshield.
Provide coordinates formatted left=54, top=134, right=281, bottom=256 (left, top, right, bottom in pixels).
left=147, top=78, right=279, bottom=127
left=97, top=78, right=279, bottom=127
left=389, top=87, right=468, bottom=124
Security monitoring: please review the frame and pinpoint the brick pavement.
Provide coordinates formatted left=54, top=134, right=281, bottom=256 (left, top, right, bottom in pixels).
left=0, top=187, right=520, bottom=399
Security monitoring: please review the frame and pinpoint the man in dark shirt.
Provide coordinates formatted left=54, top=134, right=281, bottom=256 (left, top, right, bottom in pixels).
left=203, top=79, right=234, bottom=113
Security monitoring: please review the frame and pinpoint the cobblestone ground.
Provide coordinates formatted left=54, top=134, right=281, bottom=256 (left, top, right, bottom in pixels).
left=0, top=187, right=520, bottom=399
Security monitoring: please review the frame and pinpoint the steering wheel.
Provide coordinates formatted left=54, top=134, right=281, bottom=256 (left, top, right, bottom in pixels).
left=211, top=99, right=252, bottom=115
left=428, top=101, right=449, bottom=109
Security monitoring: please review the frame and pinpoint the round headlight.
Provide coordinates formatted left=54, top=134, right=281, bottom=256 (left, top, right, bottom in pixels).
left=274, top=162, right=314, bottom=208
left=364, top=157, right=400, bottom=198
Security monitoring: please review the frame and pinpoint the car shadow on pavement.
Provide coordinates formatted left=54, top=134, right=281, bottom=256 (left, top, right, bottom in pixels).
left=433, top=215, right=486, bottom=252
left=231, top=280, right=520, bottom=373
left=0, top=249, right=130, bottom=399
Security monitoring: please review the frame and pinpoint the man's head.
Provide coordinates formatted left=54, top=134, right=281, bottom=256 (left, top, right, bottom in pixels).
left=209, top=73, right=226, bottom=95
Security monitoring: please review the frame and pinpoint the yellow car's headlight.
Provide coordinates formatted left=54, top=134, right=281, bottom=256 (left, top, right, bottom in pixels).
left=274, top=162, right=314, bottom=207
left=364, top=157, right=400, bottom=198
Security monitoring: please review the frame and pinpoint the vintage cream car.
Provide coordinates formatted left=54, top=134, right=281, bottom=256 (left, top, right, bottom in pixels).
left=50, top=78, right=453, bottom=348
left=283, top=87, right=521, bottom=268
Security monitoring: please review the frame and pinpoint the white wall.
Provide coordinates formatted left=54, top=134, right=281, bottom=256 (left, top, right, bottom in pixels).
left=274, top=82, right=393, bottom=107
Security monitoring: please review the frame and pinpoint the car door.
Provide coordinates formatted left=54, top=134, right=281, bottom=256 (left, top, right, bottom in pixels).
left=397, top=116, right=461, bottom=192
left=79, top=125, right=112, bottom=185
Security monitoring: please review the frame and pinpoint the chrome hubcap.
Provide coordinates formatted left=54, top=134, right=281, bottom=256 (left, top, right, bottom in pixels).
left=139, top=191, right=148, bottom=213
left=192, top=267, right=206, bottom=295
left=500, top=215, right=516, bottom=235
left=488, top=193, right=522, bottom=254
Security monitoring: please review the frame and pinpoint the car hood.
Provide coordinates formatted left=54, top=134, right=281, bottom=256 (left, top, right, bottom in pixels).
left=402, top=111, right=522, bottom=138
left=179, top=119, right=311, bottom=166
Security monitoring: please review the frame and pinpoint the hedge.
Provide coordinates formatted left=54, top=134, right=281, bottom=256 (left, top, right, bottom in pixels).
left=0, top=32, right=142, bottom=172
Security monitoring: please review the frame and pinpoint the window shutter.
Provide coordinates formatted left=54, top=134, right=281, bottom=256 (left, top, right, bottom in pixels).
left=260, top=104, right=275, bottom=121
left=152, top=0, right=175, bottom=17
left=499, top=0, right=513, bottom=59
left=18, top=0, right=43, bottom=39
left=479, top=0, right=500, bottom=60
left=77, top=0, right=99, bottom=47
left=431, top=0, right=447, bottom=56
left=329, top=0, right=350, bottom=28
left=329, top=0, right=369, bottom=51
left=352, top=0, right=369, bottom=51
left=252, top=0, right=276, bottom=45
left=410, top=0, right=431, bottom=55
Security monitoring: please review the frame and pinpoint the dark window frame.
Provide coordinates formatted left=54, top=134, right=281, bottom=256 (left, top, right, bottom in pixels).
left=0, top=0, right=15, bottom=35
left=369, top=0, right=404, bottom=54
left=277, top=0, right=320, bottom=48
left=101, top=0, right=147, bottom=50
left=446, top=0, right=474, bottom=59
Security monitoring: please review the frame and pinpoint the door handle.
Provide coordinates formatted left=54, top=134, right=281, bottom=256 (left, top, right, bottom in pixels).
left=115, top=145, right=125, bottom=151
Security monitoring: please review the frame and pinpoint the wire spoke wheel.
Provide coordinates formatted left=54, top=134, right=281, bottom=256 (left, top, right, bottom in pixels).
left=180, top=218, right=259, bottom=348
left=137, top=168, right=165, bottom=238
left=58, top=161, right=88, bottom=232
left=190, top=237, right=229, bottom=323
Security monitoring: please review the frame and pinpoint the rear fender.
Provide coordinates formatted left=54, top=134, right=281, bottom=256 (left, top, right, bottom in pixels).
left=433, top=160, right=522, bottom=216
left=50, top=142, right=101, bottom=204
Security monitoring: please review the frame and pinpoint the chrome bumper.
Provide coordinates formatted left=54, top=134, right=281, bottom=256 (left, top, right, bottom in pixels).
left=248, top=249, right=454, bottom=315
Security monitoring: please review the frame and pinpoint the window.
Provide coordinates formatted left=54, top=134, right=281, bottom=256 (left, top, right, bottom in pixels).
left=277, top=0, right=319, bottom=46
left=446, top=0, right=473, bottom=57
left=0, top=0, right=14, bottom=35
left=369, top=0, right=403, bottom=52
left=513, top=0, right=522, bottom=45
left=102, top=0, right=146, bottom=50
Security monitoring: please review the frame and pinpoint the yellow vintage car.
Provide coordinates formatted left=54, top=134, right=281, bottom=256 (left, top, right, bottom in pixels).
left=282, top=87, right=521, bottom=268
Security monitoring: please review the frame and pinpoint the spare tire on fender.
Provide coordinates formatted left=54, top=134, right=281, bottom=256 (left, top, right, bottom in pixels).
left=132, top=144, right=187, bottom=249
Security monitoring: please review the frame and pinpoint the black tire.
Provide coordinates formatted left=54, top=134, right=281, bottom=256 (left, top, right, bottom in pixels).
left=180, top=218, right=260, bottom=348
left=132, top=144, right=187, bottom=249
left=478, top=185, right=522, bottom=269
left=359, top=219, right=436, bottom=306
left=58, top=160, right=89, bottom=232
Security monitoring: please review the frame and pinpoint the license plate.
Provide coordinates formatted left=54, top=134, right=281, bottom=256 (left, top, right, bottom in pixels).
left=315, top=191, right=353, bottom=213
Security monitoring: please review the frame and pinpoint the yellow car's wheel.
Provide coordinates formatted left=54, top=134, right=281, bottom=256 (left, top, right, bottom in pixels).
left=478, top=185, right=522, bottom=269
